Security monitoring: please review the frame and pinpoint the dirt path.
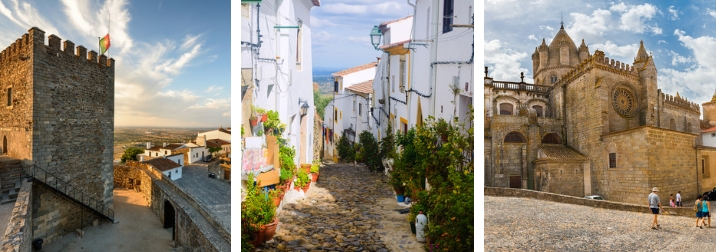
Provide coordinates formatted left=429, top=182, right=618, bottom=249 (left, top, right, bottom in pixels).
left=257, top=163, right=423, bottom=251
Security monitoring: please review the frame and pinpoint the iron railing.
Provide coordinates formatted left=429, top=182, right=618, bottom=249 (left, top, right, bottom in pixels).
left=24, top=164, right=114, bottom=221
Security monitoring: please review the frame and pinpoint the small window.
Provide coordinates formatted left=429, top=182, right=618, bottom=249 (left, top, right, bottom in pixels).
left=711, top=133, right=715, bottom=137
left=6, top=88, right=11, bottom=106
left=550, top=74, right=557, bottom=84
left=175, top=169, right=178, bottom=173
left=358, top=103, right=362, bottom=116
left=532, top=105, right=543, bottom=117
left=609, top=153, right=617, bottom=168
left=504, top=132, right=526, bottom=143
left=499, top=103, right=513, bottom=115
left=442, top=0, right=454, bottom=33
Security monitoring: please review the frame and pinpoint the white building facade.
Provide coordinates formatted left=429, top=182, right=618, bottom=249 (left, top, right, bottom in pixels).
left=241, top=0, right=319, bottom=165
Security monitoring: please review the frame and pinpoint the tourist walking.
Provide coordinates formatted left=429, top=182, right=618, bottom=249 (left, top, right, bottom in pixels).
left=670, top=194, right=675, bottom=207
left=696, top=195, right=704, bottom=228
left=704, top=196, right=711, bottom=228
left=677, top=191, right=682, bottom=207
left=648, top=187, right=661, bottom=229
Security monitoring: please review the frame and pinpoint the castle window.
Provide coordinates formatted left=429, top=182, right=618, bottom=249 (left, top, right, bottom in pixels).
left=442, top=0, right=454, bottom=33
left=499, top=103, right=513, bottom=115
left=704, top=156, right=711, bottom=178
left=6, top=88, right=11, bottom=106
left=550, top=74, right=557, bottom=84
left=504, top=132, right=526, bottom=143
left=670, top=119, right=676, bottom=130
left=541, top=133, right=561, bottom=144
left=532, top=105, right=543, bottom=117
left=609, top=153, right=617, bottom=168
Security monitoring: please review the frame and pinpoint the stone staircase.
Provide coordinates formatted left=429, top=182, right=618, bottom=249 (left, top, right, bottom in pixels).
left=0, top=157, right=24, bottom=205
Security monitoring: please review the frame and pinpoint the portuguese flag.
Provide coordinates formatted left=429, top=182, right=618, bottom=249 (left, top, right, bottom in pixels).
left=99, top=34, right=110, bottom=55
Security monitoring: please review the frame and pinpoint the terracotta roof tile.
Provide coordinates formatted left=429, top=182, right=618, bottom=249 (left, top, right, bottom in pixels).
left=142, top=158, right=181, bottom=172
left=379, top=39, right=411, bottom=50
left=345, top=80, right=373, bottom=96
left=206, top=139, right=231, bottom=148
left=332, top=62, right=377, bottom=77
left=703, top=126, right=716, bottom=133
left=536, top=145, right=588, bottom=161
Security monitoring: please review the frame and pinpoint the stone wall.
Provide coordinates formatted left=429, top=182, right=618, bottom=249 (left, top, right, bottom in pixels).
left=698, top=148, right=716, bottom=194
left=1, top=180, right=32, bottom=252
left=0, top=29, right=35, bottom=160
left=313, top=110, right=323, bottom=161
left=31, top=183, right=101, bottom=244
left=534, top=161, right=586, bottom=197
left=485, top=187, right=695, bottom=217
left=114, top=164, right=153, bottom=203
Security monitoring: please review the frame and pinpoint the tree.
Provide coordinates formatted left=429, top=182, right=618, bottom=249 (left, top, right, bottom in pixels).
left=208, top=146, right=223, bottom=156
left=121, top=147, right=144, bottom=163
left=314, top=90, right=331, bottom=118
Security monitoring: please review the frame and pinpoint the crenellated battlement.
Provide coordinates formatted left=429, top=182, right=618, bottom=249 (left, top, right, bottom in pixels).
left=554, top=50, right=638, bottom=87
left=662, top=91, right=700, bottom=113
left=0, top=27, right=114, bottom=68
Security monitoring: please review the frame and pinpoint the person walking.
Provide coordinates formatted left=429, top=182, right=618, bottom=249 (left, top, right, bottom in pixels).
left=696, top=195, right=704, bottom=228
left=677, top=191, right=682, bottom=207
left=670, top=194, right=675, bottom=208
left=648, top=187, right=662, bottom=229
left=704, top=195, right=712, bottom=228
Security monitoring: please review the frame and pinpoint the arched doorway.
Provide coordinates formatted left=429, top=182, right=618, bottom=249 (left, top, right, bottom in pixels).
left=2, top=136, right=6, bottom=155
left=164, top=200, right=176, bottom=240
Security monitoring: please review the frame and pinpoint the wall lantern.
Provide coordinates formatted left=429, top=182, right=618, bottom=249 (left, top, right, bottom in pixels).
left=370, top=25, right=382, bottom=50
left=299, top=98, right=310, bottom=117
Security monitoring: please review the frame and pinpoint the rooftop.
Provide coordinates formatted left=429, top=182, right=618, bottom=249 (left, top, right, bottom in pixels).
left=703, top=126, right=716, bottom=133
left=142, top=158, right=182, bottom=172
left=206, top=139, right=231, bottom=148
left=536, top=145, right=588, bottom=161
left=345, top=80, right=373, bottom=96
left=332, top=62, right=377, bottom=77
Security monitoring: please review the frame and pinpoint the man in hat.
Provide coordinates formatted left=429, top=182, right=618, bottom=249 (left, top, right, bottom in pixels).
left=648, top=187, right=662, bottom=229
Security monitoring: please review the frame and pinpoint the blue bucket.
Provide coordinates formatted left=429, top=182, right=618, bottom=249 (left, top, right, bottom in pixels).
left=397, top=195, right=405, bottom=202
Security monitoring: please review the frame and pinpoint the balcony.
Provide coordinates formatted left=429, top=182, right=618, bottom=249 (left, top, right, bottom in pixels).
left=488, top=81, right=552, bottom=95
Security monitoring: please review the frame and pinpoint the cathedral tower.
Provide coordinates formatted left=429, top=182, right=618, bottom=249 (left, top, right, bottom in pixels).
left=532, top=25, right=581, bottom=86
left=634, top=40, right=658, bottom=126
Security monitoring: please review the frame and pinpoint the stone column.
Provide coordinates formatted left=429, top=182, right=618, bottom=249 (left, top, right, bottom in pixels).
left=522, top=145, right=527, bottom=189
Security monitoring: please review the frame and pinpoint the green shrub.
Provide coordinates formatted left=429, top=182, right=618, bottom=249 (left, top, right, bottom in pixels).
left=241, top=173, right=275, bottom=226
left=336, top=133, right=355, bottom=162
left=358, top=130, right=381, bottom=172
left=121, top=147, right=144, bottom=163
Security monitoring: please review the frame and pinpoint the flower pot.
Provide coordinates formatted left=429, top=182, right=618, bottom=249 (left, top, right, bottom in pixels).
left=302, top=183, right=310, bottom=192
left=396, top=195, right=405, bottom=202
left=250, top=230, right=264, bottom=247
left=294, top=184, right=302, bottom=192
left=272, top=196, right=281, bottom=207
left=311, top=173, right=319, bottom=182
left=395, top=187, right=405, bottom=195
left=300, top=164, right=311, bottom=173
left=410, top=222, right=416, bottom=234
left=261, top=218, right=279, bottom=242
left=250, top=118, right=259, bottom=127
left=261, top=114, right=268, bottom=122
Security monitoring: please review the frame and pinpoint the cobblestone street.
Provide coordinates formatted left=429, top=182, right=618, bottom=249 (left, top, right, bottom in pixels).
left=257, top=162, right=423, bottom=251
left=485, top=196, right=716, bottom=251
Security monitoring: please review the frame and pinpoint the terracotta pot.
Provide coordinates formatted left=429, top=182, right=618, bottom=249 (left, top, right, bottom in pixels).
left=300, top=164, right=311, bottom=173
left=249, top=118, right=259, bottom=127
left=301, top=183, right=310, bottom=192
left=261, top=114, right=268, bottom=122
left=272, top=196, right=281, bottom=207
left=294, top=184, right=303, bottom=192
left=395, top=186, right=405, bottom=195
left=261, top=218, right=279, bottom=242
left=250, top=230, right=264, bottom=247
left=311, top=173, right=319, bottom=182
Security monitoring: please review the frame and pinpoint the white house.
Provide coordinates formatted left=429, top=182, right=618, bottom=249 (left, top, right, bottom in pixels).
left=198, top=127, right=231, bottom=143
left=165, top=153, right=185, bottom=166
left=206, top=138, right=231, bottom=155
left=144, top=143, right=185, bottom=159
left=182, top=143, right=208, bottom=164
left=323, top=62, right=376, bottom=161
left=703, top=126, right=716, bottom=147
left=143, top=157, right=183, bottom=180
left=241, top=0, right=319, bottom=165
left=370, top=16, right=414, bottom=140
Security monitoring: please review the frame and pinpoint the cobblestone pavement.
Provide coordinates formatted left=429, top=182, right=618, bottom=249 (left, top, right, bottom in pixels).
left=485, top=196, right=716, bottom=251
left=257, top=162, right=423, bottom=252
left=173, top=164, right=231, bottom=234
left=0, top=201, right=12, bottom=237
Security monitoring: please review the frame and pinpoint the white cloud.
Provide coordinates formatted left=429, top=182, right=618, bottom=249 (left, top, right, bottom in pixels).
left=589, top=40, right=639, bottom=62
left=539, top=25, right=554, bottom=31
left=567, top=9, right=611, bottom=42
left=709, top=8, right=716, bottom=18
left=158, top=90, right=199, bottom=101
left=609, top=2, right=660, bottom=34
left=323, top=3, right=368, bottom=14
left=658, top=40, right=667, bottom=44
left=189, top=98, right=230, bottom=109
left=310, top=16, right=336, bottom=28
left=657, top=29, right=716, bottom=108
left=668, top=6, right=679, bottom=20
left=666, top=50, right=693, bottom=66
left=484, top=39, right=531, bottom=82
left=205, top=85, right=224, bottom=93
left=528, top=34, right=537, bottom=41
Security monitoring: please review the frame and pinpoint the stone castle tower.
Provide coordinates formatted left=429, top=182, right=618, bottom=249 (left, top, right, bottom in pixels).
left=704, top=91, right=716, bottom=127
left=0, top=27, right=114, bottom=243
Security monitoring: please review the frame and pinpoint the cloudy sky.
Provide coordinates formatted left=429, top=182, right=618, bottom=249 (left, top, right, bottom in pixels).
left=0, top=0, right=230, bottom=127
left=486, top=0, right=716, bottom=112
left=311, top=0, right=414, bottom=73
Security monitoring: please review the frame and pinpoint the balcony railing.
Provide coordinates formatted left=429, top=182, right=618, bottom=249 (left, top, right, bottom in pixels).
left=489, top=81, right=552, bottom=94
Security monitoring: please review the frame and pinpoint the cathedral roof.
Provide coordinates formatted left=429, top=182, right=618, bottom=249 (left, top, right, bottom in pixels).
left=536, top=145, right=588, bottom=161
left=548, top=26, right=578, bottom=52
left=634, top=40, right=649, bottom=63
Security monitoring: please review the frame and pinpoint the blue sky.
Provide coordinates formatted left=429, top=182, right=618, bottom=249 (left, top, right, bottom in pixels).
left=0, top=0, right=230, bottom=127
left=310, top=0, right=414, bottom=73
left=485, top=0, right=716, bottom=114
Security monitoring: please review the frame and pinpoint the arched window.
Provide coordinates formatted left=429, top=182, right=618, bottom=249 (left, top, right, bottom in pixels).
left=532, top=105, right=543, bottom=117
left=550, top=74, right=558, bottom=84
left=541, top=133, right=562, bottom=144
left=499, top=103, right=513, bottom=115
left=504, top=132, right=526, bottom=143
left=670, top=119, right=676, bottom=130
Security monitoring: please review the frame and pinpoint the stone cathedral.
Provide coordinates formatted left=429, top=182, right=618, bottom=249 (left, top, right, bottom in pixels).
left=484, top=24, right=713, bottom=204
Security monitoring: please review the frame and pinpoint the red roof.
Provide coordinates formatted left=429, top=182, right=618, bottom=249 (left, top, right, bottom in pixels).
left=332, top=62, right=377, bottom=77
left=345, top=80, right=373, bottom=96
left=142, top=158, right=181, bottom=172
left=703, top=126, right=716, bottom=133
left=206, top=139, right=231, bottom=148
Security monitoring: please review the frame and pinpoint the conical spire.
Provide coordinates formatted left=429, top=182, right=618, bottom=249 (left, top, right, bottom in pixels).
left=579, top=39, right=589, bottom=51
left=712, top=90, right=716, bottom=102
left=634, top=40, right=649, bottom=63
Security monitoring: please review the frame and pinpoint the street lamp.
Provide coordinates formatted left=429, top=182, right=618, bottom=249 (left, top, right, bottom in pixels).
left=370, top=25, right=382, bottom=50
left=299, top=99, right=310, bottom=117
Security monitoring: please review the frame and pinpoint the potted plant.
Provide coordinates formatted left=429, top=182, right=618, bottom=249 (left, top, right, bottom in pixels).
left=310, top=159, right=320, bottom=182
left=241, top=173, right=276, bottom=245
left=295, top=169, right=310, bottom=192
left=269, top=188, right=282, bottom=207
left=264, top=110, right=280, bottom=134
left=253, top=106, right=268, bottom=122
left=300, top=163, right=311, bottom=174
left=249, top=113, right=259, bottom=127
left=256, top=129, right=264, bottom=137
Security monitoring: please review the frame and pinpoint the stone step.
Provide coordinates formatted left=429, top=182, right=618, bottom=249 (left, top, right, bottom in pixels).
left=0, top=193, right=12, bottom=205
